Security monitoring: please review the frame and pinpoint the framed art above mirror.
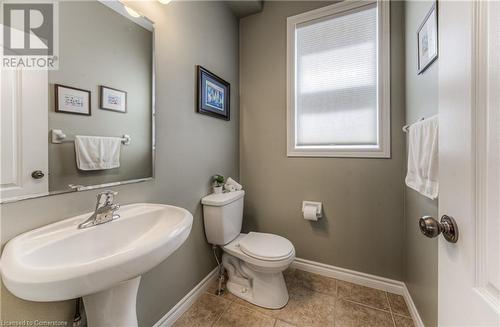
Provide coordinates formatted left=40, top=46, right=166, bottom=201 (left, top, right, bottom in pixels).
left=0, top=1, right=155, bottom=203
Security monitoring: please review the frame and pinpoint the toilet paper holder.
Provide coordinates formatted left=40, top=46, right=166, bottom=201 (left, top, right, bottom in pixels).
left=302, top=201, right=322, bottom=219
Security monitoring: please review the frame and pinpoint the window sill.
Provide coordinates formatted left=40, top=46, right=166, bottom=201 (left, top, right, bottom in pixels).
left=287, top=146, right=391, bottom=158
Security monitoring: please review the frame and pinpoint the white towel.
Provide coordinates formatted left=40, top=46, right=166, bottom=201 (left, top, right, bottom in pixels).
left=74, top=135, right=121, bottom=171
left=224, top=177, right=243, bottom=192
left=405, top=116, right=439, bottom=199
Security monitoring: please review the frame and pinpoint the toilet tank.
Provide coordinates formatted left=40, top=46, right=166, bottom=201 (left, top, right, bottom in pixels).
left=201, top=190, right=245, bottom=245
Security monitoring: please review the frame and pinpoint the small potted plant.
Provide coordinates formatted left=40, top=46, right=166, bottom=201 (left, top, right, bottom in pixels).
left=212, top=174, right=225, bottom=194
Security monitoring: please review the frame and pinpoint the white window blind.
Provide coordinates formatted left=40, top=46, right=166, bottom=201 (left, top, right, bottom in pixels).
left=287, top=1, right=390, bottom=158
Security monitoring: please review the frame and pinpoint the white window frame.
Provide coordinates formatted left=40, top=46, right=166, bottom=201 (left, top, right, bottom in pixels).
left=286, top=0, right=391, bottom=158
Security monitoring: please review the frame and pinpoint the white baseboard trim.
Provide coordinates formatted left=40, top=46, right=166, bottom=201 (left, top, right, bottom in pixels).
left=292, top=258, right=406, bottom=294
left=153, top=267, right=218, bottom=327
left=402, top=284, right=425, bottom=327
left=292, top=257, right=424, bottom=327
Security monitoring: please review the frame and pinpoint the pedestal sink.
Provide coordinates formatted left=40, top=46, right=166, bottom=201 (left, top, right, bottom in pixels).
left=0, top=203, right=193, bottom=327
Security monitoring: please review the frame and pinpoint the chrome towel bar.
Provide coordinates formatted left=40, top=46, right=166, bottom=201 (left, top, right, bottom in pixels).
left=402, top=117, right=426, bottom=133
left=51, top=129, right=131, bottom=145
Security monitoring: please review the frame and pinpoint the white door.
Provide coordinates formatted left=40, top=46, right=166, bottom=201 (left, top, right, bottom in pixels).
left=0, top=68, right=49, bottom=201
left=438, top=1, right=500, bottom=326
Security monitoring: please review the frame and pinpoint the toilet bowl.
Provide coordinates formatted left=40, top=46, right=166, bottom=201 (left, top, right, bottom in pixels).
left=201, top=190, right=295, bottom=309
left=222, top=233, right=295, bottom=309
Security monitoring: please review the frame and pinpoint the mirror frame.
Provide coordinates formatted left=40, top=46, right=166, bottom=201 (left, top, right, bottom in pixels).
left=1, top=1, right=156, bottom=204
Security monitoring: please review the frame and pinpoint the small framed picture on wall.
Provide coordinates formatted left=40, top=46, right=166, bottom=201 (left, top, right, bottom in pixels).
left=417, top=2, right=438, bottom=74
left=55, top=84, right=91, bottom=116
left=100, top=86, right=127, bottom=113
left=197, top=65, right=230, bottom=120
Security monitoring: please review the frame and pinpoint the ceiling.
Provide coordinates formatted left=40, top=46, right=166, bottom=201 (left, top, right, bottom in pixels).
left=226, top=0, right=264, bottom=18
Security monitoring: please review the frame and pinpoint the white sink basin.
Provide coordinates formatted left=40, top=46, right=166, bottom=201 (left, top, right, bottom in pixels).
left=0, top=203, right=193, bottom=326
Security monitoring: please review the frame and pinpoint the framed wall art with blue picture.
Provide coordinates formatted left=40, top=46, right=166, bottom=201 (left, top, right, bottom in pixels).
left=197, top=65, right=230, bottom=120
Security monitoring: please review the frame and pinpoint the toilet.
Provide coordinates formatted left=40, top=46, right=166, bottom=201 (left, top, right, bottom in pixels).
left=201, top=190, right=295, bottom=309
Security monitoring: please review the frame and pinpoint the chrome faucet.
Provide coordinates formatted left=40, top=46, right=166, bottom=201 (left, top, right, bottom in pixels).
left=78, top=190, right=120, bottom=229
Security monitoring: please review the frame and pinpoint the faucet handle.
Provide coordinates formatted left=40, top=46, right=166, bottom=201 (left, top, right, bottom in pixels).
left=99, top=190, right=117, bottom=196
left=97, top=190, right=118, bottom=205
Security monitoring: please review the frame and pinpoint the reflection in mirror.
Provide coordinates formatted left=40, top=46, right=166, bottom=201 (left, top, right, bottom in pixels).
left=0, top=1, right=155, bottom=203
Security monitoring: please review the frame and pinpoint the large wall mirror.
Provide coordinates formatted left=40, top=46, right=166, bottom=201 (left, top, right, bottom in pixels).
left=1, top=1, right=155, bottom=203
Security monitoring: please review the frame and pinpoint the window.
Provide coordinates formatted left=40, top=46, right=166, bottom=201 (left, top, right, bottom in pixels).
left=287, top=1, right=390, bottom=158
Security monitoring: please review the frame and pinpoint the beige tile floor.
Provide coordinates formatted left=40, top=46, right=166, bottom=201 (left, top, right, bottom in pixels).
left=174, top=268, right=415, bottom=327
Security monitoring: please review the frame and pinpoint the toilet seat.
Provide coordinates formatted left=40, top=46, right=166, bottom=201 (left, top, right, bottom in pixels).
left=223, top=233, right=295, bottom=270
left=239, top=232, right=294, bottom=261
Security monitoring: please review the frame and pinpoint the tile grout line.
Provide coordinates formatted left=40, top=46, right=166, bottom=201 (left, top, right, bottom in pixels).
left=210, top=301, right=230, bottom=327
left=386, top=291, right=398, bottom=327
left=334, top=276, right=399, bottom=316
left=333, top=280, right=339, bottom=327
left=296, top=273, right=399, bottom=326
left=230, top=301, right=280, bottom=326
left=207, top=291, right=233, bottom=327
left=385, top=291, right=413, bottom=319
left=213, top=288, right=280, bottom=324
left=393, top=312, right=413, bottom=320
left=342, top=298, right=392, bottom=314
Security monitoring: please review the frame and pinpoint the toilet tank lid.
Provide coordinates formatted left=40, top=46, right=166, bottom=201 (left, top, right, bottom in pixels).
left=201, top=190, right=245, bottom=206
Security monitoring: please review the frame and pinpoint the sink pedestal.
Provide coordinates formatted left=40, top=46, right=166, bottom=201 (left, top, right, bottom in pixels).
left=83, top=276, right=141, bottom=327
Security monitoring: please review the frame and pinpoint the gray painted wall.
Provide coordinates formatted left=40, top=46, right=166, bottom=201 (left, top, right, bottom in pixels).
left=239, top=1, right=406, bottom=280
left=1, top=1, right=239, bottom=326
left=48, top=1, right=153, bottom=192
left=403, top=1, right=439, bottom=326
